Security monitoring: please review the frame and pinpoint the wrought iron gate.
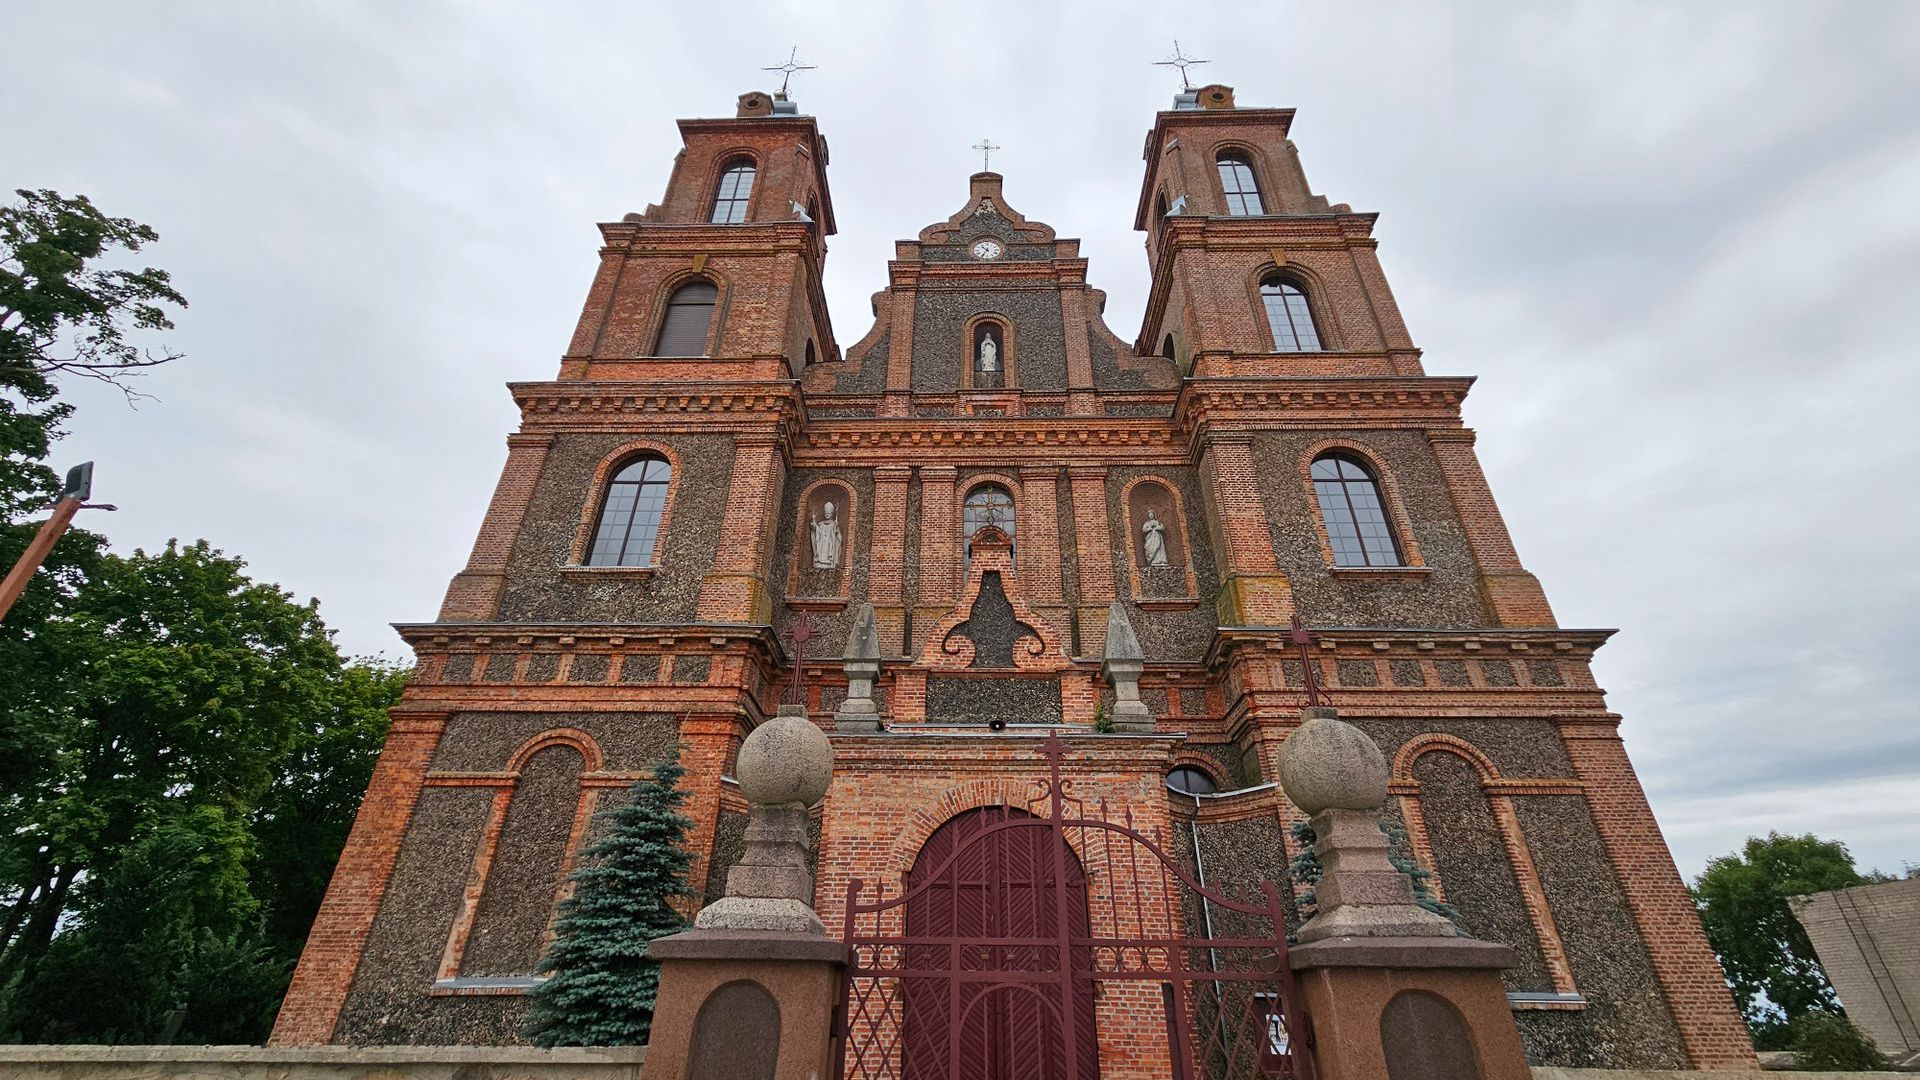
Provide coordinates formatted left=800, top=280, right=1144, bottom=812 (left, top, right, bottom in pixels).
left=834, top=732, right=1314, bottom=1080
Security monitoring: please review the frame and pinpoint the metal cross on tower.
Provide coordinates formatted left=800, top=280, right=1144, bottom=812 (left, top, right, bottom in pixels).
left=1288, top=613, right=1330, bottom=709
left=762, top=46, right=816, bottom=97
left=782, top=611, right=815, bottom=707
left=972, top=138, right=1001, bottom=172
left=1154, top=40, right=1210, bottom=92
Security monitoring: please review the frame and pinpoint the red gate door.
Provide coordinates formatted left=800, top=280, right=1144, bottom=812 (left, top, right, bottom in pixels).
left=901, top=807, right=1099, bottom=1080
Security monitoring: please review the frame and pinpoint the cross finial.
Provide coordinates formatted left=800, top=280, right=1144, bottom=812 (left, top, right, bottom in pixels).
left=1288, top=613, right=1329, bottom=709
left=972, top=138, right=1001, bottom=172
left=1154, top=40, right=1210, bottom=92
left=783, top=611, right=815, bottom=707
left=762, top=46, right=816, bottom=97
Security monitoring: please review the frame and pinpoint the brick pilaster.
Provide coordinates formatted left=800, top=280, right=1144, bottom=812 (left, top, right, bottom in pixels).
left=439, top=433, right=553, bottom=620
left=678, top=713, right=741, bottom=906
left=1018, top=466, right=1068, bottom=644
left=1558, top=718, right=1758, bottom=1068
left=869, top=465, right=912, bottom=654
left=913, top=466, right=959, bottom=655
left=1197, top=437, right=1294, bottom=626
left=1067, top=465, right=1115, bottom=657
left=696, top=436, right=785, bottom=623
left=1059, top=286, right=1099, bottom=416
left=1428, top=429, right=1556, bottom=628
left=269, top=711, right=448, bottom=1045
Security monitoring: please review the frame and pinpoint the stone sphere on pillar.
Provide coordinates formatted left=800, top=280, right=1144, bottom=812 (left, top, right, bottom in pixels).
left=1277, top=707, right=1391, bottom=815
left=736, top=710, right=834, bottom=807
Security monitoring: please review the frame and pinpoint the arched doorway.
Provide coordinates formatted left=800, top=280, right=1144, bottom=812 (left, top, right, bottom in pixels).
left=901, top=806, right=1099, bottom=1080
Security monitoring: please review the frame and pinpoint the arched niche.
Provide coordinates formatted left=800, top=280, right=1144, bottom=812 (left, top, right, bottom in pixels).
left=1381, top=990, right=1481, bottom=1080
left=789, top=479, right=854, bottom=600
left=965, top=316, right=1013, bottom=390
left=1124, top=477, right=1197, bottom=603
left=688, top=979, right=780, bottom=1080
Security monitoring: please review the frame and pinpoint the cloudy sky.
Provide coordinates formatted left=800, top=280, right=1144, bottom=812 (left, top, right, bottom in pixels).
left=4, top=1, right=1916, bottom=879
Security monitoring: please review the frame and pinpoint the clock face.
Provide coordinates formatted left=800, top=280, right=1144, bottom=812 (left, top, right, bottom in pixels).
left=971, top=239, right=1003, bottom=260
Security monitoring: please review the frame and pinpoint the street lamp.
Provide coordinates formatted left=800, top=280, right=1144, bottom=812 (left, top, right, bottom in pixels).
left=0, top=462, right=118, bottom=624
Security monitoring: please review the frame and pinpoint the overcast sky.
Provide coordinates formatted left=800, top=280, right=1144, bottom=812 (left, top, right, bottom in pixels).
left=3, top=1, right=1916, bottom=880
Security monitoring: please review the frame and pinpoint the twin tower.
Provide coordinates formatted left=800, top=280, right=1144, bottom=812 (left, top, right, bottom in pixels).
left=270, top=84, right=1755, bottom=1071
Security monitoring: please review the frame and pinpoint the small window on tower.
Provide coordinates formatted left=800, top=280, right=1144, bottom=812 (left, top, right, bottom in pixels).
left=1311, top=453, right=1403, bottom=568
left=710, top=159, right=756, bottom=224
left=1260, top=277, right=1323, bottom=352
left=656, top=280, right=718, bottom=356
left=1216, top=152, right=1265, bottom=216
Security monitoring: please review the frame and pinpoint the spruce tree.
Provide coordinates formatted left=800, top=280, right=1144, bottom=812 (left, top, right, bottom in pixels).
left=524, top=754, right=694, bottom=1047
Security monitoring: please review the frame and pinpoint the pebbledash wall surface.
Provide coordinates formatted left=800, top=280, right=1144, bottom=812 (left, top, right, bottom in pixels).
left=267, top=86, right=1757, bottom=1070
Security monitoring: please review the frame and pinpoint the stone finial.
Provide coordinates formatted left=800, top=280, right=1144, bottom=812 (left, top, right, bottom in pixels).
left=1277, top=706, right=1389, bottom=814
left=835, top=603, right=884, bottom=732
left=695, top=705, right=834, bottom=935
left=1278, top=706, right=1454, bottom=943
left=1099, top=602, right=1153, bottom=733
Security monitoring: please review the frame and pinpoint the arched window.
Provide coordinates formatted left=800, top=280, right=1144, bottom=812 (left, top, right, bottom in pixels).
left=587, top=456, right=672, bottom=567
left=710, top=159, right=755, bottom=223
left=804, top=340, right=818, bottom=367
left=1216, top=152, right=1264, bottom=216
left=1260, top=277, right=1323, bottom=352
left=963, top=484, right=1015, bottom=560
left=1166, top=766, right=1218, bottom=795
left=1311, top=453, right=1402, bottom=567
left=655, top=280, right=717, bottom=356
left=1160, top=334, right=1176, bottom=362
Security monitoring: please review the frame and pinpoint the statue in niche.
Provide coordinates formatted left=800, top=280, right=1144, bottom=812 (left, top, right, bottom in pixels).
left=977, top=334, right=999, bottom=374
left=1142, top=509, right=1170, bottom=568
left=810, top=500, right=842, bottom=570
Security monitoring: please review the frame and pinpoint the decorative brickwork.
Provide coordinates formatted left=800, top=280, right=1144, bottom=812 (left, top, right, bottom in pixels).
left=274, top=88, right=1754, bottom=1069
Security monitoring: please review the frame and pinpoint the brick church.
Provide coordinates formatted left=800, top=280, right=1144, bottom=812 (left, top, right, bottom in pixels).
left=271, top=82, right=1755, bottom=1071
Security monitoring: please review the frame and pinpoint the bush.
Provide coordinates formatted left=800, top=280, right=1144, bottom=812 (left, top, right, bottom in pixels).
left=1790, top=1010, right=1886, bottom=1071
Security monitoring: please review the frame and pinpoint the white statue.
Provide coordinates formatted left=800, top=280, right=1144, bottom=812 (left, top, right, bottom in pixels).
left=978, top=335, right=999, bottom=373
left=1142, top=509, right=1169, bottom=568
left=810, top=501, right=842, bottom=570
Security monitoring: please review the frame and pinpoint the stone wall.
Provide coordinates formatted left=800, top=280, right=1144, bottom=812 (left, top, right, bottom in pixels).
left=0, top=1045, right=642, bottom=1078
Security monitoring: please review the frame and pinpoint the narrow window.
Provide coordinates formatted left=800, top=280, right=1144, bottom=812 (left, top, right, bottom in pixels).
left=1311, top=453, right=1402, bottom=567
left=1161, top=334, right=1176, bottom=362
left=1166, top=767, right=1218, bottom=795
left=963, top=484, right=1015, bottom=561
left=1260, top=277, right=1323, bottom=352
left=1216, top=152, right=1265, bottom=216
left=656, top=280, right=717, bottom=356
left=804, top=340, right=818, bottom=367
left=710, top=159, right=756, bottom=223
left=587, top=456, right=672, bottom=567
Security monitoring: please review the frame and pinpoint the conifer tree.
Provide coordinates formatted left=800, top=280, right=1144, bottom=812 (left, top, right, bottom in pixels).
left=524, top=753, right=694, bottom=1047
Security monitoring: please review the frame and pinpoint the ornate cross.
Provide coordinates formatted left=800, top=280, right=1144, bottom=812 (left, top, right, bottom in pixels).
left=783, top=611, right=815, bottom=707
left=972, top=138, right=1001, bottom=172
left=762, top=46, right=816, bottom=97
left=1287, top=613, right=1329, bottom=709
left=1154, top=40, right=1210, bottom=92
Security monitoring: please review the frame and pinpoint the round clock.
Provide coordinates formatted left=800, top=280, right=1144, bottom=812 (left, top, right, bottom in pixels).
left=971, top=239, right=1003, bottom=260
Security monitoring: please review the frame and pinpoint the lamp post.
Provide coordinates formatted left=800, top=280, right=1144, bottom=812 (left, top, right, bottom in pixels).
left=0, top=462, right=117, bottom=625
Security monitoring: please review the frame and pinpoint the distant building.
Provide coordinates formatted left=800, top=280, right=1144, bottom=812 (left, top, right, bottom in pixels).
left=268, top=83, right=1755, bottom=1071
left=1791, top=878, right=1920, bottom=1062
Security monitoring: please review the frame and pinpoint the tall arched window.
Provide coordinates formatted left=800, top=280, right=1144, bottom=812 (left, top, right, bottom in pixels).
left=1216, top=152, right=1264, bottom=216
left=587, top=456, right=672, bottom=567
left=963, top=484, right=1015, bottom=561
left=1311, top=453, right=1402, bottom=567
left=710, top=159, right=755, bottom=223
left=1260, top=277, right=1323, bottom=352
left=655, top=280, right=717, bottom=356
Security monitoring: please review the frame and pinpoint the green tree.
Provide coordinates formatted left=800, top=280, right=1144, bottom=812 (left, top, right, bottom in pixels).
left=525, top=755, right=695, bottom=1047
left=1692, top=832, right=1878, bottom=1049
left=0, top=541, right=404, bottom=1043
left=1788, top=1011, right=1887, bottom=1071
left=249, top=659, right=408, bottom=955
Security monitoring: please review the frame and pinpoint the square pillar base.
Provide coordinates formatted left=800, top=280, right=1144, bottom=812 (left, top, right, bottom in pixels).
left=1291, top=936, right=1531, bottom=1080
left=642, top=930, right=846, bottom=1080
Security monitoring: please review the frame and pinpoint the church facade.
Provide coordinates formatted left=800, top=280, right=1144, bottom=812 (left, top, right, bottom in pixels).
left=271, top=85, right=1755, bottom=1070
